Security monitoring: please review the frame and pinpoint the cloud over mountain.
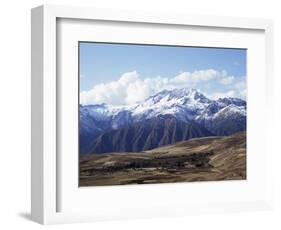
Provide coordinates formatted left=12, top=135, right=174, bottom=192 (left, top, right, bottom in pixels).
left=80, top=70, right=245, bottom=105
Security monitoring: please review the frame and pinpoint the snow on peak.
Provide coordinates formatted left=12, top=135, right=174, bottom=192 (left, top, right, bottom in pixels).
left=145, top=88, right=209, bottom=104
left=80, top=87, right=246, bottom=126
left=216, top=97, right=246, bottom=106
left=131, top=88, right=211, bottom=120
left=80, top=88, right=247, bottom=144
left=213, top=104, right=246, bottom=119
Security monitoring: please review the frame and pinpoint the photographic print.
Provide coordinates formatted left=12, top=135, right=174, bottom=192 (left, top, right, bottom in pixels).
left=79, top=42, right=246, bottom=186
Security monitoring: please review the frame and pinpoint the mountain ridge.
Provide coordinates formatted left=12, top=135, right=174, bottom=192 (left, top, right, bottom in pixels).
left=87, top=117, right=214, bottom=154
left=80, top=88, right=246, bottom=154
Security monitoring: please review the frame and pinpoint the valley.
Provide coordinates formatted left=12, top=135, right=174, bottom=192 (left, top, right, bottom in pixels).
left=79, top=131, right=246, bottom=186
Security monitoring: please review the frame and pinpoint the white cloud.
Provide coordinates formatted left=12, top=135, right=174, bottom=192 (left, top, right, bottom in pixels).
left=219, top=76, right=234, bottom=85
left=80, top=69, right=244, bottom=105
left=80, top=71, right=137, bottom=105
left=170, top=69, right=219, bottom=85
left=209, top=79, right=247, bottom=100
left=234, top=80, right=247, bottom=99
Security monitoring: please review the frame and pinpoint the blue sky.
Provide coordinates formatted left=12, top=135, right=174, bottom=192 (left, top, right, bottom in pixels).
left=79, top=42, right=246, bottom=105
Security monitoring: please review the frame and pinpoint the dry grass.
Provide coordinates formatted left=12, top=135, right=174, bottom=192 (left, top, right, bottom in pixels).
left=79, top=132, right=246, bottom=186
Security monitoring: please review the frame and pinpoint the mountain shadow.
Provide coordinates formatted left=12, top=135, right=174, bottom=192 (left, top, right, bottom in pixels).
left=85, top=117, right=214, bottom=154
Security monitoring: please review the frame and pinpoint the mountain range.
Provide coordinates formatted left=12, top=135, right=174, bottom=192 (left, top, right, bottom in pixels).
left=80, top=88, right=246, bottom=154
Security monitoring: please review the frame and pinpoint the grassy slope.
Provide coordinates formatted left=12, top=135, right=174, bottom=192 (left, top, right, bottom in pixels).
left=79, top=131, right=246, bottom=186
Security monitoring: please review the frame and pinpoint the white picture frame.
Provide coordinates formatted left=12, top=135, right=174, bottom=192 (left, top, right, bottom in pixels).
left=31, top=4, right=274, bottom=225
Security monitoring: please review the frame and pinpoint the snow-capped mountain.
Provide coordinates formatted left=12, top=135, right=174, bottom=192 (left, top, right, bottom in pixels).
left=132, top=88, right=211, bottom=122
left=195, top=97, right=246, bottom=135
left=80, top=88, right=246, bottom=154
left=80, top=88, right=213, bottom=125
